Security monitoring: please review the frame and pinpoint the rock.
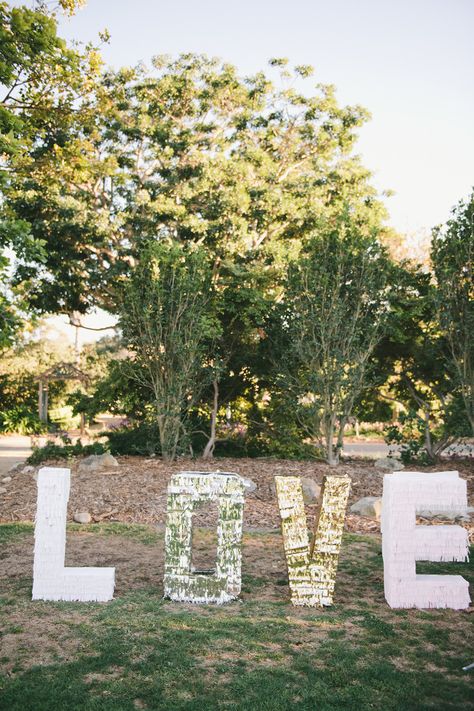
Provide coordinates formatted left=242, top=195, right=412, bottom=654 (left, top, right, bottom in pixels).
left=0, top=487, right=7, bottom=494
left=78, top=453, right=119, bottom=474
left=241, top=477, right=257, bottom=494
left=22, top=465, right=34, bottom=474
left=300, top=477, right=321, bottom=504
left=373, top=499, right=383, bottom=520
left=8, top=461, right=23, bottom=473
left=350, top=496, right=383, bottom=520
left=73, top=512, right=92, bottom=524
left=374, top=457, right=404, bottom=471
left=418, top=505, right=474, bottom=522
left=1, top=476, right=12, bottom=483
left=99, top=453, right=119, bottom=467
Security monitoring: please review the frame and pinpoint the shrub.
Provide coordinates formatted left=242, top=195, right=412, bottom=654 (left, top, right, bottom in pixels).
left=101, top=423, right=161, bottom=457
left=27, top=439, right=107, bottom=466
left=385, top=414, right=434, bottom=465
left=0, top=406, right=47, bottom=435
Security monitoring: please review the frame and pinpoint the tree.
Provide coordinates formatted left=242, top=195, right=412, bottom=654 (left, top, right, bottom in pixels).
left=0, top=271, right=21, bottom=351
left=431, top=193, right=474, bottom=435
left=274, top=213, right=392, bottom=465
left=2, top=40, right=394, bottom=455
left=0, top=322, right=74, bottom=431
left=4, top=54, right=388, bottom=318
left=374, top=235, right=470, bottom=463
left=119, top=240, right=220, bottom=460
left=0, top=0, right=107, bottom=320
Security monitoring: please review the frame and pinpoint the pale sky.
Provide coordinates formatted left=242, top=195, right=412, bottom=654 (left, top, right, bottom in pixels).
left=37, top=0, right=474, bottom=340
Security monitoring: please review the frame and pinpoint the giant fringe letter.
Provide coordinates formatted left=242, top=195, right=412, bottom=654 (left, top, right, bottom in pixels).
left=32, top=467, right=115, bottom=601
left=382, top=470, right=470, bottom=609
left=164, top=471, right=245, bottom=604
left=275, top=475, right=351, bottom=606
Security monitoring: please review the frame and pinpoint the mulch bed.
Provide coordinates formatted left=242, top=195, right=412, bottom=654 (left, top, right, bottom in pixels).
left=1, top=456, right=473, bottom=538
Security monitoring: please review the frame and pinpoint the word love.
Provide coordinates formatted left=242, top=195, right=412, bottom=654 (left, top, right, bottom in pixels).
left=31, top=468, right=471, bottom=610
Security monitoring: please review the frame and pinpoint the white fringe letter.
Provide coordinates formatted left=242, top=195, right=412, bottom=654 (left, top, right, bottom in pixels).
left=32, top=467, right=115, bottom=602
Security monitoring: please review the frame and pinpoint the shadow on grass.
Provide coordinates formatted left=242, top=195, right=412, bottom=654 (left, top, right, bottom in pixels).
left=0, top=524, right=472, bottom=711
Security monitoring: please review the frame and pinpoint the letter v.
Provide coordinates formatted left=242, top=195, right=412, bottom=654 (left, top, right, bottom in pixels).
left=275, top=474, right=351, bottom=606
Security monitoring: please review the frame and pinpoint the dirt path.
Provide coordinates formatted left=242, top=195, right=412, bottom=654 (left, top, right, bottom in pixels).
left=0, top=435, right=31, bottom=476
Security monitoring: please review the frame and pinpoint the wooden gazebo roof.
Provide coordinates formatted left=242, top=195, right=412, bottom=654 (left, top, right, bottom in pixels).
left=35, top=362, right=90, bottom=385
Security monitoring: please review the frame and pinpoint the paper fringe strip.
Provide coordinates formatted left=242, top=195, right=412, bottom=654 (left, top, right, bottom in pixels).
left=275, top=474, right=351, bottom=607
left=381, top=470, right=470, bottom=609
left=163, top=471, right=245, bottom=604
left=32, top=467, right=115, bottom=602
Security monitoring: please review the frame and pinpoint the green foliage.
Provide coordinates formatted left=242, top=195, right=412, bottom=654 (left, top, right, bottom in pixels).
left=4, top=52, right=386, bottom=317
left=27, top=437, right=107, bottom=466
left=101, top=422, right=161, bottom=457
left=384, top=413, right=432, bottom=465
left=443, top=393, right=473, bottom=438
left=0, top=328, right=77, bottom=423
left=119, top=240, right=220, bottom=460
left=68, top=355, right=153, bottom=423
left=7, top=7, right=471, bottom=463
left=371, top=196, right=474, bottom=459
left=273, top=213, right=392, bottom=464
left=1, top=27, right=395, bottom=459
left=0, top=0, right=105, bottom=316
left=431, top=192, right=474, bottom=434
left=0, top=289, right=21, bottom=351
left=0, top=405, right=46, bottom=434
left=385, top=393, right=472, bottom=465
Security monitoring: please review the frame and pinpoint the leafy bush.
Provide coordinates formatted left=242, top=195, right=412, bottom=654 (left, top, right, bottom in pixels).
left=27, top=439, right=107, bottom=465
left=101, top=423, right=161, bottom=456
left=385, top=413, right=433, bottom=465
left=0, top=406, right=47, bottom=435
left=210, top=426, right=319, bottom=460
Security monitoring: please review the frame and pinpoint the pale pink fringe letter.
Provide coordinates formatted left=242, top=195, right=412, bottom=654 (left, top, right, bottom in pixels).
left=382, top=471, right=470, bottom=609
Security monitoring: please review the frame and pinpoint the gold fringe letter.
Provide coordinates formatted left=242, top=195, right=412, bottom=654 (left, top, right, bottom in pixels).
left=275, top=475, right=351, bottom=606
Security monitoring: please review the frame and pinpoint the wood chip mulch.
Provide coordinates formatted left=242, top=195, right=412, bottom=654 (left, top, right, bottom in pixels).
left=1, top=456, right=473, bottom=540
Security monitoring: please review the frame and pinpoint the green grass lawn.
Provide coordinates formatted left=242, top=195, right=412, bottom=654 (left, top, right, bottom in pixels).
left=0, top=523, right=472, bottom=710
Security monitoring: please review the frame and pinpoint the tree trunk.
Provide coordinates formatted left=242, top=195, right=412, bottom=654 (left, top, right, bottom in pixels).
left=335, top=417, right=347, bottom=464
left=158, top=411, right=180, bottom=461
left=324, top=414, right=338, bottom=466
left=423, top=407, right=435, bottom=462
left=202, top=379, right=219, bottom=460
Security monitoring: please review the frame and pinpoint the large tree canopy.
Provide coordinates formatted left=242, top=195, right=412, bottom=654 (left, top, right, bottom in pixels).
left=0, top=0, right=103, bottom=341
left=11, top=5, right=463, bottom=460
left=3, top=51, right=389, bottom=317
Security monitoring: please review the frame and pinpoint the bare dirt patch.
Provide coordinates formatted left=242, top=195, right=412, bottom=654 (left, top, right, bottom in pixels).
left=0, top=602, right=97, bottom=675
left=84, top=666, right=125, bottom=684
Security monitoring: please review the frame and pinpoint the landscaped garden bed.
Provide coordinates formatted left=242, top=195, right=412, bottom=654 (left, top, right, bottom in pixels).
left=1, top=456, right=473, bottom=540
